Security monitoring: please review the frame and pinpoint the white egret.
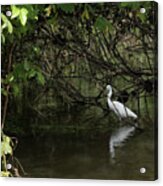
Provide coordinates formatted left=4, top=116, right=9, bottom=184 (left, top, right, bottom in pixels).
left=106, top=85, right=137, bottom=120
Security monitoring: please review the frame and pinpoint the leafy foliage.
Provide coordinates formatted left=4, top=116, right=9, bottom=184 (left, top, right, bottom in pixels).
left=1, top=133, right=13, bottom=177
left=19, top=8, right=28, bottom=26
left=11, top=5, right=20, bottom=19
left=1, top=4, right=46, bottom=177
left=1, top=13, right=13, bottom=34
left=1, top=134, right=13, bottom=156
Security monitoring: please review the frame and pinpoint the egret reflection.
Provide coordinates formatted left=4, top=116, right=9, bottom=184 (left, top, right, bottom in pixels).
left=109, top=124, right=136, bottom=159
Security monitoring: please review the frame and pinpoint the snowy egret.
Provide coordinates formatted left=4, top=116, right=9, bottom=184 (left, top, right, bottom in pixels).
left=106, top=85, right=137, bottom=120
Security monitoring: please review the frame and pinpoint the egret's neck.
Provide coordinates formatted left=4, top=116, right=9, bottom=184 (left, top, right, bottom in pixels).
left=107, top=88, right=112, bottom=99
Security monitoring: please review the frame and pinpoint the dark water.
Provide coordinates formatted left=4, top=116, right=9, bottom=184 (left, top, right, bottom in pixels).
left=15, top=124, right=156, bottom=180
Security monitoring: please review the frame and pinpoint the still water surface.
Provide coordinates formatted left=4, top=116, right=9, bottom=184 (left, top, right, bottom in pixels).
left=15, top=124, right=156, bottom=180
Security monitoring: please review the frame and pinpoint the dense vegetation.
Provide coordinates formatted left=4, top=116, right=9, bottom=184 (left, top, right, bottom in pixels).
left=1, top=2, right=157, bottom=177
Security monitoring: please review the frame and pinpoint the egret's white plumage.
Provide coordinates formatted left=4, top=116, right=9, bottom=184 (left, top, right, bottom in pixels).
left=106, top=85, right=137, bottom=120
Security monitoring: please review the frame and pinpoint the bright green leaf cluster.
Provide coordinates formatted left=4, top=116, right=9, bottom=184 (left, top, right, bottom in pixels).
left=1, top=133, right=13, bottom=177
left=1, top=13, right=13, bottom=34
left=11, top=5, right=28, bottom=26
left=11, top=5, right=20, bottom=19
left=1, top=171, right=12, bottom=177
left=1, top=134, right=13, bottom=157
left=1, top=5, right=29, bottom=43
left=19, top=8, right=28, bottom=26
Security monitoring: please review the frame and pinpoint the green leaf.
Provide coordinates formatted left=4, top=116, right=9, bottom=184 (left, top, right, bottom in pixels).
left=24, top=5, right=38, bottom=20
left=1, top=135, right=13, bottom=156
left=13, top=84, right=20, bottom=97
left=28, top=69, right=37, bottom=79
left=1, top=88, right=8, bottom=96
left=119, top=2, right=140, bottom=9
left=37, top=72, right=45, bottom=85
left=57, top=4, right=75, bottom=13
left=1, top=13, right=8, bottom=23
left=1, top=13, right=13, bottom=34
left=137, top=12, right=146, bottom=23
left=45, top=5, right=52, bottom=17
left=24, top=61, right=30, bottom=71
left=82, top=8, right=89, bottom=20
left=11, top=5, right=20, bottom=19
left=19, top=8, right=28, bottom=26
left=6, top=73, right=14, bottom=83
left=1, top=171, right=11, bottom=177
left=13, top=63, right=24, bottom=77
left=33, top=46, right=40, bottom=54
left=1, top=22, right=7, bottom=31
left=7, top=20, right=13, bottom=34
left=94, top=16, right=113, bottom=31
left=1, top=33, right=5, bottom=43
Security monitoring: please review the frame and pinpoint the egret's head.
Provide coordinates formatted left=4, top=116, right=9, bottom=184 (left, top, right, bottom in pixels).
left=106, top=85, right=112, bottom=91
